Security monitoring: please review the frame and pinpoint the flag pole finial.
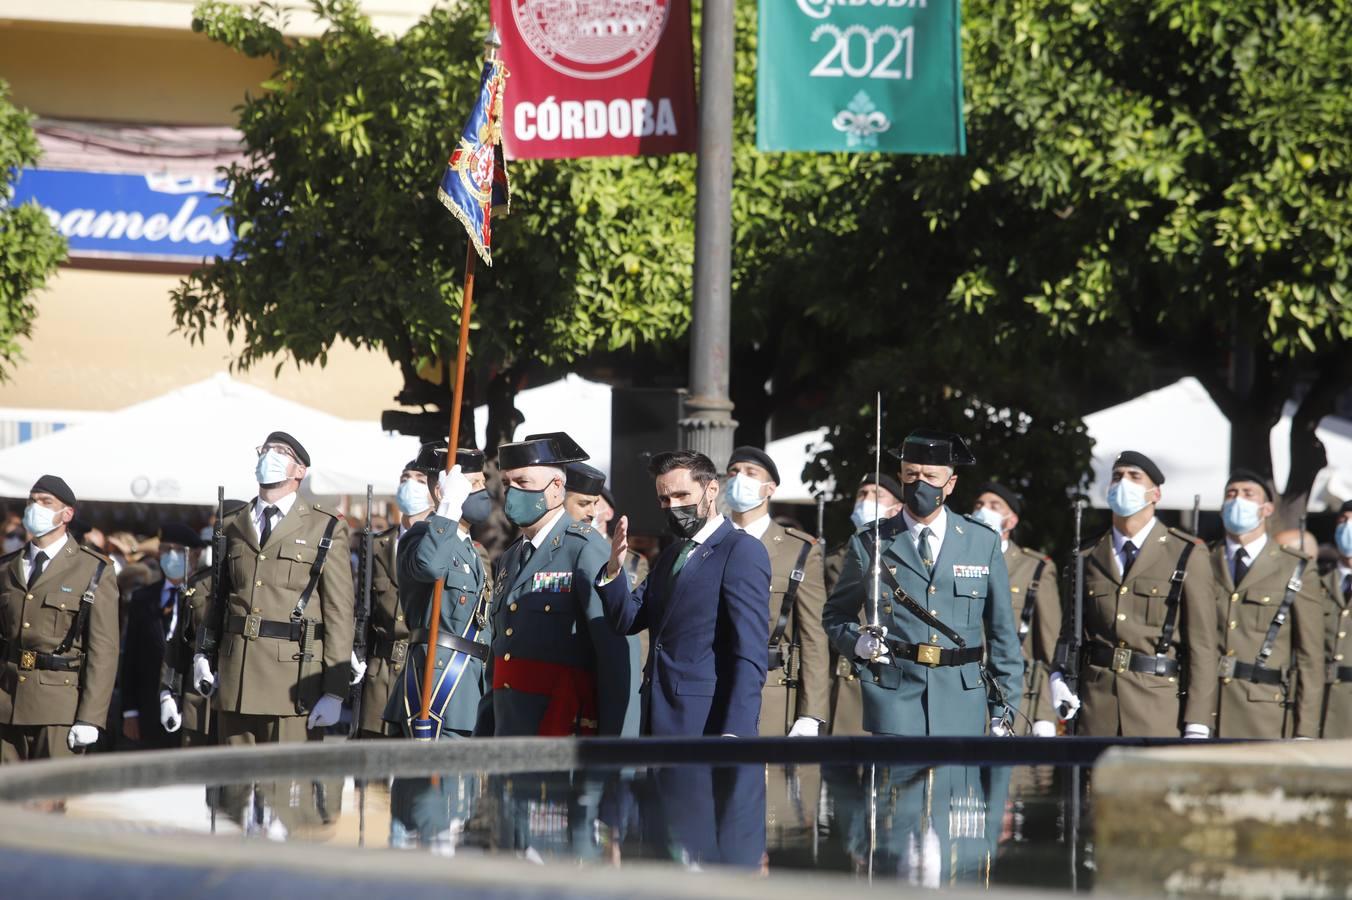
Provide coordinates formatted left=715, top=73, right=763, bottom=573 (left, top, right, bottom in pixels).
left=484, top=25, right=501, bottom=54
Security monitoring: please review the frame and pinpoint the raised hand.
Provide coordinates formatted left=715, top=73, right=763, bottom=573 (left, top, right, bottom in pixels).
left=608, top=515, right=629, bottom=579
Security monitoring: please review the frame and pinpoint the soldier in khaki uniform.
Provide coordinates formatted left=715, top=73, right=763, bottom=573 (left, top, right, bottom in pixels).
left=1322, top=501, right=1352, bottom=737
left=353, top=514, right=404, bottom=739
left=1052, top=451, right=1218, bottom=738
left=0, top=476, right=119, bottom=761
left=159, top=563, right=217, bottom=746
left=1208, top=471, right=1323, bottom=738
left=971, top=482, right=1061, bottom=736
left=725, top=446, right=829, bottom=736
left=193, top=432, right=355, bottom=744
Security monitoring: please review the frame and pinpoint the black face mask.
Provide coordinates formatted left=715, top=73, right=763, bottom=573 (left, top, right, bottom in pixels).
left=461, top=489, right=493, bottom=525
left=903, top=479, right=945, bottom=518
left=665, top=501, right=708, bottom=540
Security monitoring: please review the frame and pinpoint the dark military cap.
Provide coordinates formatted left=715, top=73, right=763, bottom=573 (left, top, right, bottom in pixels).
left=565, top=462, right=606, bottom=496
left=1225, top=468, right=1274, bottom=502
left=600, top=486, right=616, bottom=508
left=408, top=440, right=484, bottom=476
left=1113, top=450, right=1164, bottom=486
left=975, top=481, right=1023, bottom=516
left=31, top=474, right=76, bottom=507
left=889, top=429, right=977, bottom=466
left=1341, top=500, right=1352, bottom=515
left=499, top=432, right=589, bottom=471
left=859, top=473, right=905, bottom=503
left=728, top=446, right=781, bottom=485
left=159, top=522, right=206, bottom=549
left=264, top=431, right=310, bottom=466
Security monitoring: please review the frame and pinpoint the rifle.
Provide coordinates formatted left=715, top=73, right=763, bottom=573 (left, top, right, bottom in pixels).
left=863, top=393, right=886, bottom=650
left=1056, top=496, right=1087, bottom=727
left=1191, top=493, right=1201, bottom=534
left=350, top=484, right=374, bottom=737
left=196, top=487, right=227, bottom=681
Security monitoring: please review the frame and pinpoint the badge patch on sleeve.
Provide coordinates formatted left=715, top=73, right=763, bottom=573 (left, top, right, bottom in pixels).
left=953, top=565, right=990, bottom=578
left=532, top=571, right=573, bottom=593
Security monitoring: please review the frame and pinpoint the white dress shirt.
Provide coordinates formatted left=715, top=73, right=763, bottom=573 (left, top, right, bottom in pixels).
left=528, top=506, right=567, bottom=550
left=901, top=507, right=947, bottom=565
left=689, top=514, right=726, bottom=545
left=22, top=534, right=68, bottom=584
left=253, top=492, right=298, bottom=542
left=1111, top=518, right=1156, bottom=577
left=733, top=512, right=772, bottom=540
left=1224, top=532, right=1267, bottom=584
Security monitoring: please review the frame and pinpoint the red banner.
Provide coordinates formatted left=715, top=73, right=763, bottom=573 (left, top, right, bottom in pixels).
left=492, top=0, right=697, bottom=159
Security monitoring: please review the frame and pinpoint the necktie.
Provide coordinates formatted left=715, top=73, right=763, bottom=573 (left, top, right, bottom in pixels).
left=668, top=540, right=696, bottom=588
left=1342, top=573, right=1351, bottom=603
left=918, top=528, right=935, bottom=572
left=519, top=540, right=535, bottom=568
left=164, top=587, right=180, bottom=639
left=27, top=551, right=47, bottom=589
left=1233, top=548, right=1250, bottom=586
left=259, top=505, right=279, bottom=548
left=1120, top=540, right=1139, bottom=579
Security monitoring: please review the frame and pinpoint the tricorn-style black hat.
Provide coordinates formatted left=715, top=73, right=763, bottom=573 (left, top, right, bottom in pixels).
left=565, top=462, right=606, bottom=496
left=728, top=446, right=781, bottom=485
left=889, top=429, right=977, bottom=466
left=159, top=522, right=207, bottom=549
left=31, top=475, right=76, bottom=508
left=1225, top=468, right=1274, bottom=502
left=859, top=473, right=905, bottom=503
left=499, top=432, right=589, bottom=471
left=975, top=481, right=1023, bottom=516
left=1341, top=499, right=1352, bottom=515
left=1113, top=450, right=1165, bottom=486
left=264, top=431, right=310, bottom=467
left=407, top=440, right=484, bottom=476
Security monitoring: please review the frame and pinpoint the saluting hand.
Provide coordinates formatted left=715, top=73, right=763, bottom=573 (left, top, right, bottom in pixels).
left=607, top=515, right=629, bottom=580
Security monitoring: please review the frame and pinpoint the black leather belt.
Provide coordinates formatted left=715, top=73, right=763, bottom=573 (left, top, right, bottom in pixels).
left=225, top=614, right=325, bottom=642
left=1328, top=664, right=1352, bottom=684
left=1087, top=643, right=1179, bottom=677
left=4, top=643, right=81, bottom=672
left=409, top=628, right=488, bottom=662
left=370, top=637, right=410, bottom=665
left=1219, top=656, right=1284, bottom=685
left=883, top=636, right=984, bottom=668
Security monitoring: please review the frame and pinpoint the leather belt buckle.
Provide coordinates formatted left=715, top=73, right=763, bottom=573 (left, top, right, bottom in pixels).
left=1218, top=656, right=1237, bottom=679
left=19, top=649, right=36, bottom=671
left=916, top=643, right=942, bottom=667
left=1111, top=647, right=1132, bottom=673
left=391, top=640, right=408, bottom=666
left=243, top=614, right=262, bottom=640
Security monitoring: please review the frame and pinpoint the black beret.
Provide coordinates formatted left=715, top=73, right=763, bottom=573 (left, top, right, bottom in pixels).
left=889, top=428, right=976, bottom=466
left=499, top=432, right=589, bottom=470
left=1340, top=500, right=1352, bottom=515
left=728, top=446, right=781, bottom=485
left=31, top=475, right=76, bottom=508
left=859, top=473, right=905, bottom=503
left=1112, top=450, right=1164, bottom=486
left=159, top=522, right=206, bottom=549
left=600, top=487, right=615, bottom=508
left=1225, top=468, right=1274, bottom=502
left=565, top=462, right=606, bottom=496
left=975, top=482, right=1023, bottom=516
left=264, top=431, right=310, bottom=467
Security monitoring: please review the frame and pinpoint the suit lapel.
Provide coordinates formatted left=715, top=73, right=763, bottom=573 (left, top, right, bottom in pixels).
left=1086, top=534, right=1120, bottom=586
left=265, top=500, right=310, bottom=550
left=1238, top=542, right=1283, bottom=591
left=511, top=513, right=570, bottom=594
left=930, top=512, right=966, bottom=582
left=655, top=520, right=732, bottom=637
left=883, top=526, right=927, bottom=581
left=1129, top=522, right=1170, bottom=577
left=227, top=504, right=260, bottom=553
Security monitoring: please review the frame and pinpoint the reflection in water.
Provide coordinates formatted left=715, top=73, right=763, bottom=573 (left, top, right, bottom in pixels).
left=214, top=778, right=346, bottom=842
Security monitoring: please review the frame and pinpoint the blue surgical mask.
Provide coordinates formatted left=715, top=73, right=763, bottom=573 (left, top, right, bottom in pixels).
left=160, top=549, right=188, bottom=582
left=505, top=486, right=550, bottom=527
left=1106, top=480, right=1150, bottom=518
left=396, top=479, right=431, bottom=517
left=725, top=473, right=767, bottom=514
left=23, top=503, right=59, bottom=538
left=851, top=499, right=890, bottom=529
left=461, top=489, right=493, bottom=525
left=971, top=506, right=1006, bottom=535
left=1221, top=497, right=1263, bottom=536
left=1335, top=521, right=1352, bottom=558
left=255, top=450, right=292, bottom=485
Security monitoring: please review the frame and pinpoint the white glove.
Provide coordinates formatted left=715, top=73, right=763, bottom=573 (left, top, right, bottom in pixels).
left=192, top=653, right=216, bottom=697
left=1182, top=723, right=1211, bottom=739
left=788, top=717, right=820, bottom=737
left=306, top=692, right=344, bottom=729
left=67, top=723, right=99, bottom=750
left=159, top=691, right=182, bottom=733
left=1031, top=719, right=1057, bottom=737
left=1049, top=671, right=1080, bottom=720
left=436, top=465, right=474, bottom=522
left=990, top=718, right=1011, bottom=737
left=854, top=627, right=891, bottom=663
left=349, top=651, right=368, bottom=686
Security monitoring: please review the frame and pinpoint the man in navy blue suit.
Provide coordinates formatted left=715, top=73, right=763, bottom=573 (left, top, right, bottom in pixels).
left=595, top=450, right=771, bottom=736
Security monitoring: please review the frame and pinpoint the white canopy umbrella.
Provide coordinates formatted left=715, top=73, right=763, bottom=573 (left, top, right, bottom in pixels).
left=767, top=428, right=834, bottom=504
left=472, top=373, right=613, bottom=475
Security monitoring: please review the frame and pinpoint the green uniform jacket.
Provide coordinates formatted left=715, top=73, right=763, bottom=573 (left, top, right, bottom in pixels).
left=1209, top=541, right=1323, bottom=738
left=478, top=511, right=640, bottom=737
left=160, top=565, right=214, bottom=735
left=0, top=540, right=119, bottom=728
left=385, top=515, right=489, bottom=736
left=758, top=521, right=830, bottom=734
left=357, top=526, right=406, bottom=735
left=1076, top=522, right=1217, bottom=737
left=208, top=499, right=355, bottom=716
left=1320, top=568, right=1352, bottom=738
left=1004, top=542, right=1061, bottom=731
left=823, top=509, right=1023, bottom=736
left=823, top=542, right=866, bottom=736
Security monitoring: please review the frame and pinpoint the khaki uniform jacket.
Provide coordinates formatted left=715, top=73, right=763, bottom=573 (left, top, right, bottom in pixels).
left=357, top=525, right=406, bottom=734
left=1004, top=542, right=1061, bottom=731
left=160, top=566, right=214, bottom=735
left=1209, top=541, right=1323, bottom=738
left=1076, top=523, right=1217, bottom=737
left=1320, top=568, right=1352, bottom=738
left=758, top=521, right=829, bottom=734
left=208, top=499, right=355, bottom=716
left=0, top=540, right=119, bottom=728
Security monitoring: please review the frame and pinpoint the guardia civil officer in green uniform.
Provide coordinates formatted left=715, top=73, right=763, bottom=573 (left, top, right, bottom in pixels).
left=0, top=476, right=119, bottom=761
left=193, top=432, right=355, bottom=744
left=475, top=433, right=640, bottom=737
left=384, top=442, right=494, bottom=739
left=971, top=482, right=1062, bottom=736
left=1208, top=470, right=1323, bottom=738
left=1051, top=451, right=1218, bottom=738
left=824, top=430, right=1023, bottom=736
left=1323, top=501, right=1352, bottom=737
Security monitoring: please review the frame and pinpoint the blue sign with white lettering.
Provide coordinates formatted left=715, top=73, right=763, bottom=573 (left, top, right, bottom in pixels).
left=9, top=168, right=236, bottom=263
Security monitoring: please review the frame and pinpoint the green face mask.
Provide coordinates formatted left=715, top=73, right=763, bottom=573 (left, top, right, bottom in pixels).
left=505, top=485, right=550, bottom=527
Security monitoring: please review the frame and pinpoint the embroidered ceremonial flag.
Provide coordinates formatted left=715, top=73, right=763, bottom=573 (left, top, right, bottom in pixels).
left=438, top=56, right=511, bottom=265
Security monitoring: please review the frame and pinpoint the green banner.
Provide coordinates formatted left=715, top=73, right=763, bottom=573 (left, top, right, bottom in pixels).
left=757, top=0, right=966, bottom=155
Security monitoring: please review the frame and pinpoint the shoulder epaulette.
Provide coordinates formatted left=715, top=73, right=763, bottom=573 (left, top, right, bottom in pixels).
left=309, top=502, right=343, bottom=518
left=1167, top=525, right=1204, bottom=545
left=80, top=544, right=113, bottom=564
left=1277, top=542, right=1313, bottom=562
left=784, top=526, right=817, bottom=545
left=0, top=547, right=21, bottom=566
left=1019, top=545, right=1052, bottom=563
left=566, top=521, right=595, bottom=537
left=878, top=516, right=904, bottom=542
left=1079, top=529, right=1109, bottom=553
